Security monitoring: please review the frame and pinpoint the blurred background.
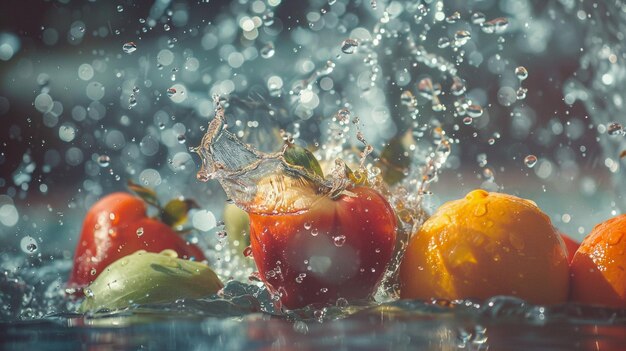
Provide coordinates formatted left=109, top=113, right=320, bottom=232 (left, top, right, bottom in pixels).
left=0, top=0, right=624, bottom=259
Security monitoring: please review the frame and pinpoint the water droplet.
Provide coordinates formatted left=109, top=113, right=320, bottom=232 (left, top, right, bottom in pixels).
left=164, top=24, right=171, bottom=31
left=303, top=222, right=312, bottom=230
left=454, top=30, right=471, bottom=46
left=482, top=17, right=509, bottom=34
left=451, top=77, right=466, bottom=96
left=466, top=104, right=483, bottom=118
left=516, top=87, right=527, bottom=100
left=515, top=66, right=528, bottom=81
left=97, top=155, right=111, bottom=167
left=607, top=231, right=623, bottom=245
left=314, top=309, right=325, bottom=322
left=116, top=5, right=124, bottom=12
left=445, top=12, right=460, bottom=23
left=340, top=38, right=359, bottom=54
left=129, top=96, right=137, bottom=108
left=437, top=37, right=451, bottom=48
left=462, top=116, right=473, bottom=125
left=607, top=122, right=624, bottom=136
left=471, top=12, right=486, bottom=24
left=90, top=268, right=97, bottom=276
left=333, top=235, right=346, bottom=247
left=483, top=168, right=494, bottom=180
left=122, top=42, right=137, bottom=54
left=243, top=246, right=253, bottom=257
left=167, top=87, right=177, bottom=97
left=295, top=273, right=306, bottom=283
left=474, top=203, right=487, bottom=216
left=136, top=227, right=144, bottom=237
left=400, top=90, right=416, bottom=107
left=177, top=134, right=186, bottom=144
left=524, top=155, right=538, bottom=168
left=311, top=228, right=319, bottom=236
left=417, top=77, right=435, bottom=100
left=20, top=236, right=38, bottom=254
left=260, top=42, right=275, bottom=59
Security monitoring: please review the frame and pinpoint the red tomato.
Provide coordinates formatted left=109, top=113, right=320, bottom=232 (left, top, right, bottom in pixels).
left=68, top=193, right=205, bottom=288
left=249, top=186, right=397, bottom=309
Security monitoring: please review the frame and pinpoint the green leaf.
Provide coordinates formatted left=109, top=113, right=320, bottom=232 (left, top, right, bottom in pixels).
left=283, top=143, right=324, bottom=179
left=80, top=250, right=223, bottom=312
left=161, top=199, right=198, bottom=227
left=127, top=180, right=160, bottom=208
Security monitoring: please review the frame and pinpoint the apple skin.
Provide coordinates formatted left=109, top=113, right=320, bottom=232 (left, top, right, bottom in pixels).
left=249, top=186, right=397, bottom=309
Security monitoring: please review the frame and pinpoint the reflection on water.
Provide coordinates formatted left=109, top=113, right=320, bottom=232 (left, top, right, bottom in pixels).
left=2, top=252, right=626, bottom=350
left=2, top=297, right=626, bottom=350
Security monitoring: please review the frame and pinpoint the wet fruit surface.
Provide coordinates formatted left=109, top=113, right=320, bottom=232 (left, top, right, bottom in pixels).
left=249, top=186, right=397, bottom=309
left=400, top=189, right=569, bottom=305
left=570, top=214, right=626, bottom=308
left=68, top=193, right=206, bottom=288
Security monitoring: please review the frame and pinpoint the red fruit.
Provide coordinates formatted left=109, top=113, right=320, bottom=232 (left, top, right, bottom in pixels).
left=249, top=186, right=397, bottom=309
left=559, top=232, right=579, bottom=264
left=68, top=192, right=205, bottom=288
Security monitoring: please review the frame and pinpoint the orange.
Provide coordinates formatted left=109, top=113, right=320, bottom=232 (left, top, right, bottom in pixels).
left=399, top=189, right=569, bottom=304
left=570, top=214, right=626, bottom=308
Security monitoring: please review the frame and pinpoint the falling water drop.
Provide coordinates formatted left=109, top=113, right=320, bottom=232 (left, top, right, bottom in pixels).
left=524, top=155, right=538, bottom=168
left=471, top=12, right=486, bottom=24
left=454, top=31, right=471, bottom=46
left=167, top=87, right=177, bottom=97
left=97, top=155, right=111, bottom=167
left=333, top=235, right=346, bottom=247
left=451, top=77, right=466, bottom=96
left=122, top=42, right=137, bottom=54
left=341, top=39, right=359, bottom=54
left=482, top=18, right=509, bottom=34
left=260, top=42, right=275, bottom=58
left=437, top=37, right=451, bottom=48
left=445, top=12, right=460, bottom=23
left=20, top=236, right=38, bottom=254
left=607, top=122, right=624, bottom=136
left=515, top=66, right=529, bottom=81
left=466, top=104, right=483, bottom=118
